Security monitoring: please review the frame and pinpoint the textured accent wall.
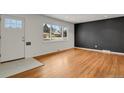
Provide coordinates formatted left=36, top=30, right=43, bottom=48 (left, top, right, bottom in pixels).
left=75, top=17, right=124, bottom=53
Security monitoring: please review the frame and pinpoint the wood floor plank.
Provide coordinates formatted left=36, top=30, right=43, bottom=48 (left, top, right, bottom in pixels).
left=92, top=54, right=110, bottom=77
left=117, top=55, right=124, bottom=78
left=83, top=54, right=105, bottom=78
left=10, top=48, right=124, bottom=78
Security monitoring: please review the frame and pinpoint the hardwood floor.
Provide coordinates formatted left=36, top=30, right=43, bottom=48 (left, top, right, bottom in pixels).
left=10, top=48, right=124, bottom=78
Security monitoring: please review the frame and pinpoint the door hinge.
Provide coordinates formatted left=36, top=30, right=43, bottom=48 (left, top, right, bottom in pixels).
left=0, top=36, right=1, bottom=39
left=0, top=54, right=1, bottom=57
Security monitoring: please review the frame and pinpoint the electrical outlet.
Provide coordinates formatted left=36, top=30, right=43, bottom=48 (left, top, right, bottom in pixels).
left=94, top=45, right=98, bottom=48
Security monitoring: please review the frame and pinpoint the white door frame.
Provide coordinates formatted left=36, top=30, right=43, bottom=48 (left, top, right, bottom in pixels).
left=0, top=15, right=1, bottom=62
left=0, top=14, right=26, bottom=62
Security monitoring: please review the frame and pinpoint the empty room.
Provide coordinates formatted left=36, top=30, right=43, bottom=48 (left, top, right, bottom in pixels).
left=0, top=14, right=124, bottom=78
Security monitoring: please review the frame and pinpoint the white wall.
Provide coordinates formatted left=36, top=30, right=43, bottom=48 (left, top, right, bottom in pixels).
left=0, top=15, right=1, bottom=62
left=2, top=14, right=74, bottom=58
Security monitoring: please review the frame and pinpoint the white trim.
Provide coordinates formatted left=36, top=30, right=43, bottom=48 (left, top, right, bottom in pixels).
left=111, top=51, right=124, bottom=56
left=42, top=39, right=68, bottom=43
left=75, top=47, right=124, bottom=56
left=37, top=47, right=74, bottom=56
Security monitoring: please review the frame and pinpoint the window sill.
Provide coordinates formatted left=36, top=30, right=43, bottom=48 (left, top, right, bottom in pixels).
left=42, top=39, right=68, bottom=43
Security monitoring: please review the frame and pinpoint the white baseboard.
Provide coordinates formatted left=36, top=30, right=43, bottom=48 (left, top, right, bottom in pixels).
left=75, top=47, right=124, bottom=56
left=35, top=47, right=74, bottom=57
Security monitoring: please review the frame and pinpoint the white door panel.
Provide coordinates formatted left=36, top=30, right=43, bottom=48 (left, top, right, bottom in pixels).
left=1, top=15, right=25, bottom=62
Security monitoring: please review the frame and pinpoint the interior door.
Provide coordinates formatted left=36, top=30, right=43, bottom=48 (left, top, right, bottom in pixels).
left=0, top=15, right=25, bottom=62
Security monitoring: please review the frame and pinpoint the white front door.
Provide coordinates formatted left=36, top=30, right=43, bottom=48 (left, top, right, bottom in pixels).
left=0, top=15, right=25, bottom=62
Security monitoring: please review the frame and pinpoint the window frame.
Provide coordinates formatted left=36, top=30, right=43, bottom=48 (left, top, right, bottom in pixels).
left=43, top=24, right=68, bottom=42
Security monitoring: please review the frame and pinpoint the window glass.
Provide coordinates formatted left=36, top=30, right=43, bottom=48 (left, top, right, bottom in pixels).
left=5, top=18, right=22, bottom=29
left=11, top=19, right=17, bottom=28
left=17, top=20, right=22, bottom=28
left=5, top=19, right=11, bottom=28
left=63, top=27, right=68, bottom=38
left=43, top=24, right=51, bottom=40
left=51, top=25, right=62, bottom=40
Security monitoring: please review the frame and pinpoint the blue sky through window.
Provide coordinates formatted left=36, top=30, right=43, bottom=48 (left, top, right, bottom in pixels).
left=52, top=25, right=61, bottom=32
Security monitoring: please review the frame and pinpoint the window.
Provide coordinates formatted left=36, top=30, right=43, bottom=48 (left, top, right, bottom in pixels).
left=63, top=27, right=68, bottom=38
left=43, top=24, right=68, bottom=41
left=43, top=24, right=51, bottom=40
left=51, top=25, right=62, bottom=40
left=5, top=18, right=22, bottom=29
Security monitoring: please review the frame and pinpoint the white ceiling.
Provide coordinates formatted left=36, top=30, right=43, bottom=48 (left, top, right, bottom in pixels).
left=44, top=14, right=124, bottom=24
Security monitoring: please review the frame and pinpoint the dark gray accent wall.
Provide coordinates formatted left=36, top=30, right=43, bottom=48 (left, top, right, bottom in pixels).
left=75, top=17, right=124, bottom=53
